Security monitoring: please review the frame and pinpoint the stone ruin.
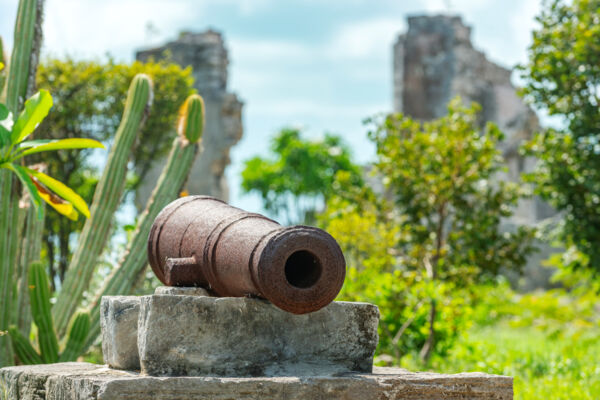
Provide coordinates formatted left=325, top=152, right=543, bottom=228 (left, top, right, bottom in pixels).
left=394, top=15, right=557, bottom=288
left=134, top=30, right=243, bottom=207
left=0, top=197, right=513, bottom=399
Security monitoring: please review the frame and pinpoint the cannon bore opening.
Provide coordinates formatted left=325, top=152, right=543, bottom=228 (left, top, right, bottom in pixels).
left=284, top=250, right=322, bottom=289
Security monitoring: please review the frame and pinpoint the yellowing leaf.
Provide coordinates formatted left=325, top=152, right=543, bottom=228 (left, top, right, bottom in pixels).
left=27, top=168, right=90, bottom=218
left=34, top=180, right=79, bottom=221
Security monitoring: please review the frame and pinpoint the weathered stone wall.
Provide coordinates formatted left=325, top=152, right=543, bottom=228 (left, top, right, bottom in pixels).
left=135, top=30, right=243, bottom=206
left=393, top=15, right=557, bottom=288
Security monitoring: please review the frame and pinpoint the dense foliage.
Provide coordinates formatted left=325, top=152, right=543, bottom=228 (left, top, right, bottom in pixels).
left=241, top=128, right=362, bottom=224
left=519, top=0, right=600, bottom=273
left=34, top=59, right=195, bottom=286
left=322, top=98, right=536, bottom=362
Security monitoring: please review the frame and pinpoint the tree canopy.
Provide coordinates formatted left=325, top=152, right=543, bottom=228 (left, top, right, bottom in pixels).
left=322, top=98, right=536, bottom=362
left=34, top=58, right=195, bottom=287
left=519, top=0, right=600, bottom=273
left=241, top=128, right=362, bottom=224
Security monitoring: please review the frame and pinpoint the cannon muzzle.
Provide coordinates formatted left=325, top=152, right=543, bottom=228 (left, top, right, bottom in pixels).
left=147, top=196, right=346, bottom=314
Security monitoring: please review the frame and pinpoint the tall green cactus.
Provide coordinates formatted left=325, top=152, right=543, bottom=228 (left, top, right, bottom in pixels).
left=14, top=198, right=45, bottom=335
left=52, top=74, right=153, bottom=336
left=8, top=262, right=91, bottom=364
left=83, top=94, right=205, bottom=349
left=0, top=0, right=44, bottom=367
left=0, top=37, right=6, bottom=93
left=28, top=261, right=59, bottom=362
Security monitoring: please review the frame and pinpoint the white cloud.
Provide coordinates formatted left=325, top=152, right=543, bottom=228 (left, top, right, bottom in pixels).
left=423, top=0, right=494, bottom=13
left=509, top=0, right=542, bottom=64
left=41, top=0, right=200, bottom=60
left=249, top=99, right=388, bottom=119
left=327, top=17, right=405, bottom=60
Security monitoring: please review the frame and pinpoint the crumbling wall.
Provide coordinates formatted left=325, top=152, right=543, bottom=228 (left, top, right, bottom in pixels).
left=135, top=30, right=243, bottom=206
left=393, top=15, right=557, bottom=288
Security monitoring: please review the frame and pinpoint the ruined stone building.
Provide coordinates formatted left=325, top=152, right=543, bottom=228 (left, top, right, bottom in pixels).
left=393, top=15, right=556, bottom=287
left=135, top=30, right=243, bottom=207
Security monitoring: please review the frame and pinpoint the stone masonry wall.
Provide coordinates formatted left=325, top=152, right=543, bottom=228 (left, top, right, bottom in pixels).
left=135, top=30, right=243, bottom=206
left=393, top=15, right=557, bottom=288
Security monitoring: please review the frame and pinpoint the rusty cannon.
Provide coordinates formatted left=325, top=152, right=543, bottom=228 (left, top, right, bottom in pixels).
left=147, top=196, right=346, bottom=314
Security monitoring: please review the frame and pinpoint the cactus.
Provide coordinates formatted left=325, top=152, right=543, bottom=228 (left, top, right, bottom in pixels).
left=83, top=94, right=205, bottom=349
left=0, top=0, right=44, bottom=367
left=58, top=310, right=91, bottom=362
left=52, top=74, right=153, bottom=336
left=0, top=37, right=6, bottom=93
left=8, top=262, right=91, bottom=364
left=28, top=261, right=59, bottom=362
left=14, top=197, right=45, bottom=335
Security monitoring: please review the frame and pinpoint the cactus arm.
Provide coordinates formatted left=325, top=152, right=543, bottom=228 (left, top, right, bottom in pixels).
left=28, top=261, right=59, bottom=363
left=0, top=0, right=44, bottom=367
left=2, top=0, right=43, bottom=112
left=0, top=170, right=19, bottom=366
left=83, top=94, right=204, bottom=350
left=8, top=325, right=42, bottom=365
left=52, top=74, right=153, bottom=336
left=0, top=37, right=6, bottom=94
left=58, top=310, right=90, bottom=362
left=14, top=200, right=44, bottom=335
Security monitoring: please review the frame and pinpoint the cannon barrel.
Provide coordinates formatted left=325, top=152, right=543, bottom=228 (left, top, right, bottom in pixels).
left=147, top=196, right=346, bottom=314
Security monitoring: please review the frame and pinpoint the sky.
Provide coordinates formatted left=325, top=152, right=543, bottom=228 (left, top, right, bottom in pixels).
left=0, top=0, right=543, bottom=214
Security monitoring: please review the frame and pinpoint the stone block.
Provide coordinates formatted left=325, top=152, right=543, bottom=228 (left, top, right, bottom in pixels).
left=138, top=295, right=379, bottom=377
left=0, top=362, right=514, bottom=400
left=154, top=286, right=210, bottom=296
left=100, top=296, right=140, bottom=370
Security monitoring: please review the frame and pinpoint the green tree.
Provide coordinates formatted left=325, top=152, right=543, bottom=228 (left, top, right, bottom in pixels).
left=241, top=128, right=362, bottom=224
left=34, top=58, right=194, bottom=286
left=322, top=98, right=535, bottom=363
left=519, top=0, right=600, bottom=273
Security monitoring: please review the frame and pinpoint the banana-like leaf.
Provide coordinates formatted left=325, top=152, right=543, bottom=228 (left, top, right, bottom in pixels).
left=15, top=138, right=104, bottom=159
left=5, top=163, right=43, bottom=219
left=31, top=178, right=79, bottom=221
left=27, top=168, right=90, bottom=219
left=0, top=104, right=8, bottom=120
left=0, top=104, right=10, bottom=148
left=10, top=90, right=53, bottom=145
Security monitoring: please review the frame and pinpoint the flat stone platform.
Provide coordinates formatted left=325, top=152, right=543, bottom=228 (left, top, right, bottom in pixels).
left=0, top=362, right=513, bottom=399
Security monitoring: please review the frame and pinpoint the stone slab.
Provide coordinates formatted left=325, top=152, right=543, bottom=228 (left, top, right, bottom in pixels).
left=138, top=295, right=379, bottom=377
left=154, top=286, right=210, bottom=296
left=100, top=296, right=140, bottom=370
left=0, top=362, right=513, bottom=400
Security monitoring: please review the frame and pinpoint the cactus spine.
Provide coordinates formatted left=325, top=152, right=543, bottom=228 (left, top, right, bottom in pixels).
left=52, top=74, right=153, bottom=336
left=83, top=94, right=205, bottom=349
left=9, top=262, right=91, bottom=364
left=0, top=0, right=44, bottom=367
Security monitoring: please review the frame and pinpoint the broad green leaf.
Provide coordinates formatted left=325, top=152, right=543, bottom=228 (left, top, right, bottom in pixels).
left=26, top=168, right=90, bottom=218
left=14, top=138, right=104, bottom=159
left=0, top=103, right=9, bottom=121
left=11, top=90, right=53, bottom=145
left=5, top=163, right=44, bottom=219
left=0, top=125, right=9, bottom=149
left=16, top=139, right=53, bottom=148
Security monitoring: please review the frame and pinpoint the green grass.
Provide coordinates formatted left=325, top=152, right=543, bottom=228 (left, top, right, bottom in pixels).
left=400, top=287, right=600, bottom=400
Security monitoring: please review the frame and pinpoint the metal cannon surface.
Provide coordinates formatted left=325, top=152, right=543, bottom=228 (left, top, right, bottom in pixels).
left=147, top=196, right=346, bottom=314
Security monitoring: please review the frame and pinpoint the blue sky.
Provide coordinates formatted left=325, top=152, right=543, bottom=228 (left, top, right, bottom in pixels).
left=0, top=0, right=543, bottom=214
